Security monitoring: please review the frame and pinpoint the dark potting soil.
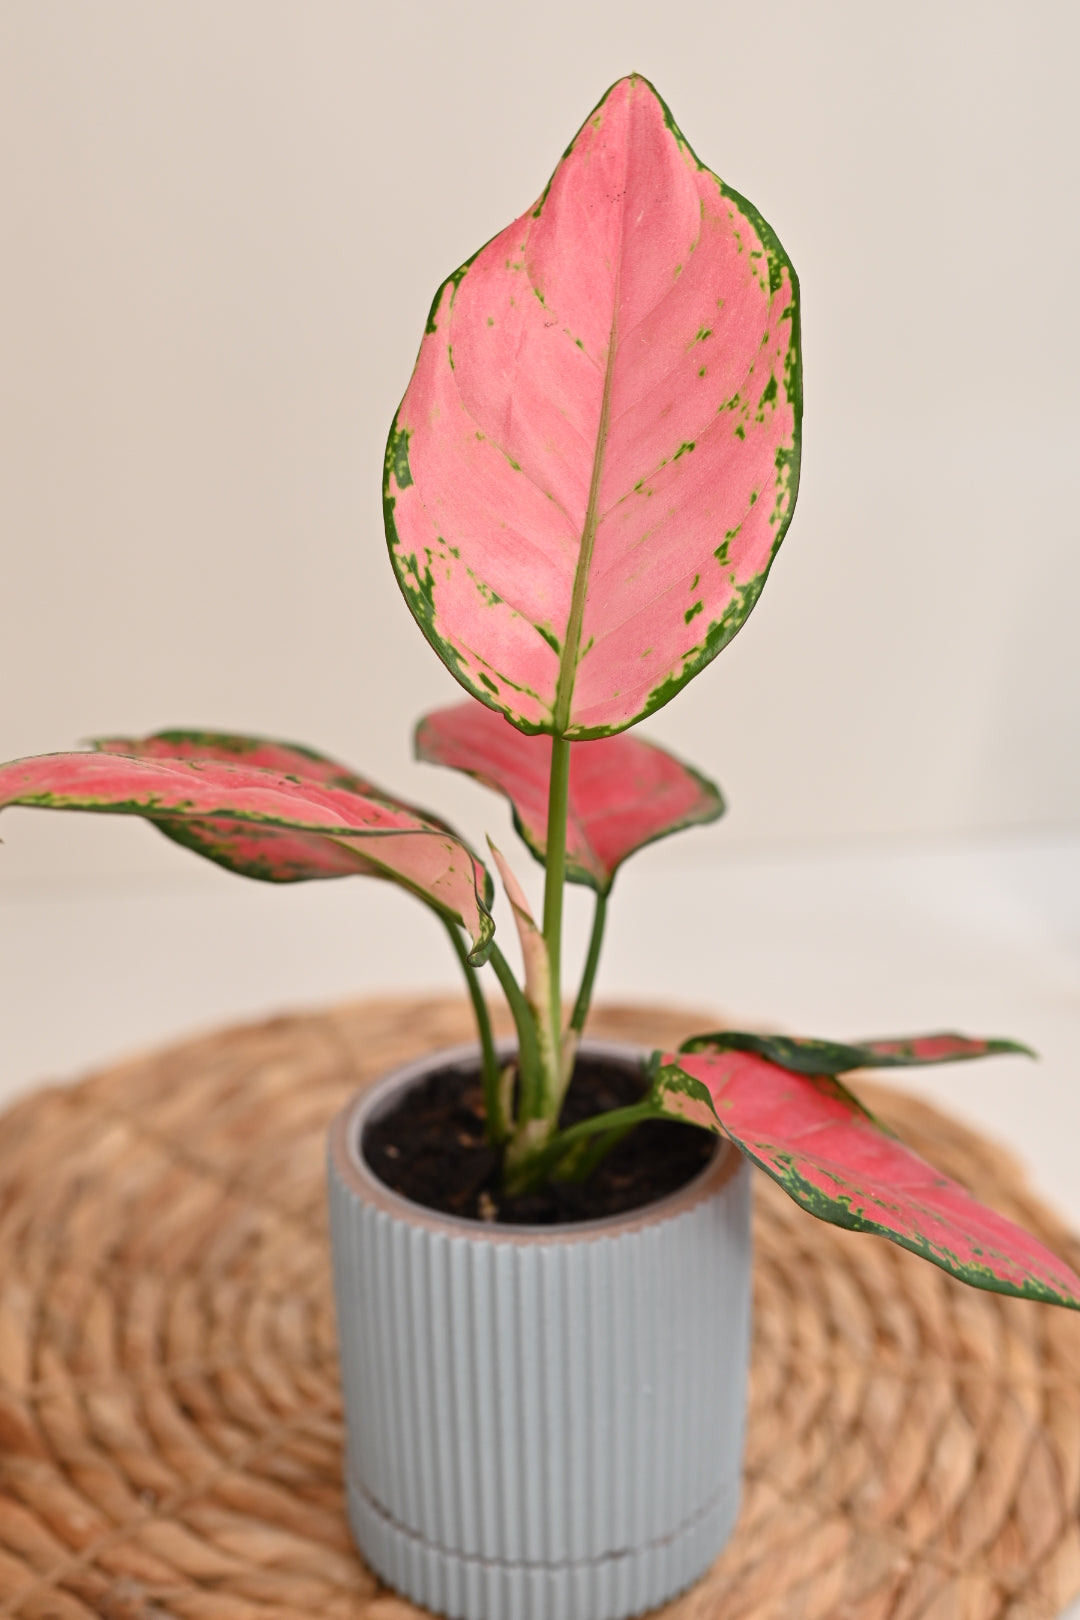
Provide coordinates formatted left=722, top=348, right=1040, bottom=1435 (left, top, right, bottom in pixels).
left=361, top=1051, right=716, bottom=1226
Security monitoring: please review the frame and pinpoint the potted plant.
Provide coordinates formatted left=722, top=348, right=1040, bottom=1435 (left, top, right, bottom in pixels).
left=1, top=73, right=1077, bottom=1620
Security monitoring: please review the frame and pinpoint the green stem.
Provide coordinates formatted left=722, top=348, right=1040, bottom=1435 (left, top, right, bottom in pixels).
left=442, top=916, right=504, bottom=1143
left=489, top=943, right=543, bottom=1122
left=555, top=1118, right=638, bottom=1184
left=503, top=1099, right=657, bottom=1196
left=569, top=890, right=607, bottom=1035
left=540, top=731, right=571, bottom=1114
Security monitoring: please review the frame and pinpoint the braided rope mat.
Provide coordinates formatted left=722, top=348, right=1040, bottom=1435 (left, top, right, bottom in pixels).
left=1, top=997, right=1080, bottom=1620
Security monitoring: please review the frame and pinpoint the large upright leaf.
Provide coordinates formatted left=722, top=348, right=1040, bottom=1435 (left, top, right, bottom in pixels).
left=0, top=750, right=493, bottom=961
left=650, top=1047, right=1080, bottom=1309
left=416, top=700, right=723, bottom=892
left=385, top=74, right=801, bottom=739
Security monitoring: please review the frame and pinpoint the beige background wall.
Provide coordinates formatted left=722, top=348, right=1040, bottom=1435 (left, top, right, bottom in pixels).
left=2, top=0, right=1077, bottom=886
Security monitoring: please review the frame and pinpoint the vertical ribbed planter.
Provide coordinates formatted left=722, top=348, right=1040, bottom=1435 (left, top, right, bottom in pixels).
left=327, top=1038, right=752, bottom=1620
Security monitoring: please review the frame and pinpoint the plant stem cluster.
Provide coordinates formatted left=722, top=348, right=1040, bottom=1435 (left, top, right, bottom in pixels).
left=447, top=733, right=628, bottom=1196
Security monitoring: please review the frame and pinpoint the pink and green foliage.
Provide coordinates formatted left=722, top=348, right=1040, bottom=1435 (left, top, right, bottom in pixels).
left=0, top=746, right=493, bottom=961
left=95, top=728, right=390, bottom=797
left=649, top=1047, right=1080, bottom=1309
left=416, top=701, right=723, bottom=893
left=385, top=74, right=801, bottom=739
left=1, top=77, right=1072, bottom=1312
left=678, top=1029, right=1034, bottom=1074
left=92, top=727, right=474, bottom=872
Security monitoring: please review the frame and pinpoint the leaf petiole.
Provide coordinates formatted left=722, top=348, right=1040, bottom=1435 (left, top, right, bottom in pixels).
left=540, top=732, right=571, bottom=1115
left=488, top=942, right=544, bottom=1123
left=569, top=890, right=607, bottom=1035
left=441, top=916, right=505, bottom=1143
left=503, top=1097, right=658, bottom=1196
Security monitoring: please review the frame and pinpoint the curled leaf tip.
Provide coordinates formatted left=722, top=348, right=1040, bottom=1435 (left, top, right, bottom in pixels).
left=466, top=910, right=496, bottom=968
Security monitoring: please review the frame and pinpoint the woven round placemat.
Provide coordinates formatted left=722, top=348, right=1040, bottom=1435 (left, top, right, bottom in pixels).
left=1, top=996, right=1079, bottom=1620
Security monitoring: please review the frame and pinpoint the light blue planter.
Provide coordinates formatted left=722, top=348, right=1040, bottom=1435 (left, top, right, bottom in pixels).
left=327, top=1039, right=751, bottom=1620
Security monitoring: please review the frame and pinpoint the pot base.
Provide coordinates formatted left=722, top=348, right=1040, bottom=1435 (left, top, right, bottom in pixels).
left=349, top=1475, right=739, bottom=1620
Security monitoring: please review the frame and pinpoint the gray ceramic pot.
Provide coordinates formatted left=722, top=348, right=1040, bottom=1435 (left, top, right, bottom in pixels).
left=327, top=1038, right=752, bottom=1620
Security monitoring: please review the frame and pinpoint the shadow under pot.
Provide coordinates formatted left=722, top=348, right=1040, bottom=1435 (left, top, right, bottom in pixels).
left=327, top=1036, right=752, bottom=1620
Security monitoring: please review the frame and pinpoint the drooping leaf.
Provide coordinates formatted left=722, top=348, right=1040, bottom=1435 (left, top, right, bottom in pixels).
left=94, top=728, right=388, bottom=798
left=650, top=1048, right=1080, bottom=1309
left=386, top=74, right=801, bottom=739
left=0, top=751, right=493, bottom=962
left=93, top=727, right=493, bottom=907
left=91, top=730, right=394, bottom=892
left=416, top=700, right=723, bottom=892
left=679, top=1029, right=1035, bottom=1073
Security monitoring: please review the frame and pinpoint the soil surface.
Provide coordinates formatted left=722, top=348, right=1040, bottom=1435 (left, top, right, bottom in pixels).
left=361, top=1050, right=716, bottom=1225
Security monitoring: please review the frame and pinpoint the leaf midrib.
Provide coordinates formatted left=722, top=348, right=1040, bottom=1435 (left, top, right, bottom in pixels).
left=550, top=108, right=632, bottom=738
left=553, top=300, right=620, bottom=737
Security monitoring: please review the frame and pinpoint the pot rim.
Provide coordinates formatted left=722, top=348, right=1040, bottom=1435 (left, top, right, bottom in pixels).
left=328, top=1035, right=742, bottom=1245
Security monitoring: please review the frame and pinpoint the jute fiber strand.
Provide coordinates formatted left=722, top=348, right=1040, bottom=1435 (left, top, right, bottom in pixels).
left=0, top=997, right=1079, bottom=1620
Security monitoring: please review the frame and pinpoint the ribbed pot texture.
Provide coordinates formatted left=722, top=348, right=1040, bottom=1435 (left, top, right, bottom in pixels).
left=327, top=1039, right=752, bottom=1620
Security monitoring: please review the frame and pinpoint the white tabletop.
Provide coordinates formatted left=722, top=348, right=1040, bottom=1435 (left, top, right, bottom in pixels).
left=4, top=831, right=1079, bottom=1611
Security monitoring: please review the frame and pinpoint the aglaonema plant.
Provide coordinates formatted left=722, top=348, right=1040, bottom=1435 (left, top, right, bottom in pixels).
left=2, top=74, right=1078, bottom=1310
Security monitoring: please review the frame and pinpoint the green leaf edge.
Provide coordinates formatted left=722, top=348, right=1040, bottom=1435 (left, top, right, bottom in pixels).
left=678, top=1029, right=1036, bottom=1073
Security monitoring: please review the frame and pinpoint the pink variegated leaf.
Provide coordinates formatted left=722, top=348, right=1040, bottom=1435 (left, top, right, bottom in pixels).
left=679, top=1029, right=1034, bottom=1074
left=0, top=752, right=493, bottom=962
left=92, top=727, right=493, bottom=908
left=386, top=74, right=801, bottom=738
left=94, top=728, right=388, bottom=798
left=650, top=1049, right=1080, bottom=1309
left=416, top=700, right=723, bottom=892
